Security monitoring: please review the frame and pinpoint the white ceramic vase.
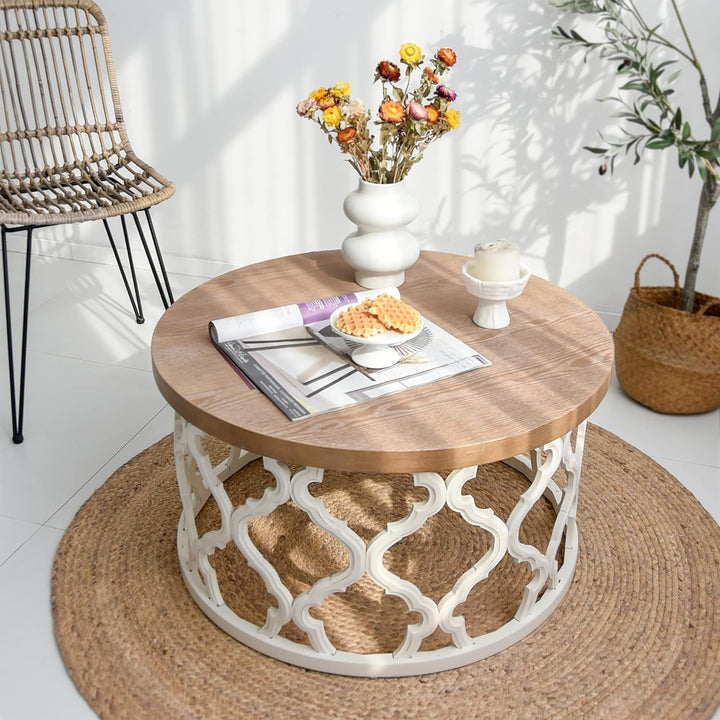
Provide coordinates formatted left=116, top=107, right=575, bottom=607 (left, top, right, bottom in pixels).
left=341, top=179, right=420, bottom=288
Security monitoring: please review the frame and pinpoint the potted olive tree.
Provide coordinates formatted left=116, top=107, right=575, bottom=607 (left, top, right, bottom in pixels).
left=551, top=0, right=720, bottom=413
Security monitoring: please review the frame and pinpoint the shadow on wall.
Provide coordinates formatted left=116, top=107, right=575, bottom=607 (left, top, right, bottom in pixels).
left=93, top=0, right=716, bottom=316
left=420, top=0, right=637, bottom=289
left=435, top=0, right=717, bottom=313
left=101, top=0, right=397, bottom=265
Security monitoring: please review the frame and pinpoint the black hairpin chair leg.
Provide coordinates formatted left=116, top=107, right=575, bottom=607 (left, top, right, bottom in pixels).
left=103, top=215, right=145, bottom=324
left=2, top=213, right=173, bottom=443
left=134, top=208, right=174, bottom=309
left=2, top=225, right=33, bottom=444
left=104, top=209, right=174, bottom=324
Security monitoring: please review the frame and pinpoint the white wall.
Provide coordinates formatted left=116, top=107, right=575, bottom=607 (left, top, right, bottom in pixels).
left=39, top=0, right=720, bottom=324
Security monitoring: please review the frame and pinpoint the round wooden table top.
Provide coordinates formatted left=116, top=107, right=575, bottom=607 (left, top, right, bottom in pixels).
left=151, top=251, right=613, bottom=473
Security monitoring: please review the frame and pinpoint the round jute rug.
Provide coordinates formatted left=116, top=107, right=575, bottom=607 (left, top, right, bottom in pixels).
left=52, top=424, right=720, bottom=720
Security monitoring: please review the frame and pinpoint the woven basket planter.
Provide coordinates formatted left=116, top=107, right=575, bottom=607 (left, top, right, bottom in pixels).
left=614, top=254, right=720, bottom=414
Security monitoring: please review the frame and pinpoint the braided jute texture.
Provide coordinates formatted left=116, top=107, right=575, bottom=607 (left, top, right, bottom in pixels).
left=52, top=425, right=720, bottom=720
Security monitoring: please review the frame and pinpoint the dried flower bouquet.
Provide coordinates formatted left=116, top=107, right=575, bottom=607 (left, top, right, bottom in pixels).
left=297, top=43, right=460, bottom=184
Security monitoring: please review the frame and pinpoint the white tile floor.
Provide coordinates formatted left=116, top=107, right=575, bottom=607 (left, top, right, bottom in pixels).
left=0, top=252, right=718, bottom=719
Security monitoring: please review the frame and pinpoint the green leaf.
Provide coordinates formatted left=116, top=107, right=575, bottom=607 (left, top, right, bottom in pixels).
left=646, top=137, right=674, bottom=149
left=682, top=122, right=692, bottom=140
left=696, top=147, right=717, bottom=161
left=620, top=81, right=650, bottom=93
left=673, top=108, right=682, bottom=130
left=584, top=146, right=608, bottom=154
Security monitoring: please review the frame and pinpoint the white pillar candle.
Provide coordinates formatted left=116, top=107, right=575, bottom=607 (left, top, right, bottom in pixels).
left=472, top=241, right=520, bottom=281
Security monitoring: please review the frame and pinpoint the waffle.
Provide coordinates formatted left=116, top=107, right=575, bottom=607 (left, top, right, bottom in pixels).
left=335, top=303, right=386, bottom=337
left=366, top=293, right=422, bottom=333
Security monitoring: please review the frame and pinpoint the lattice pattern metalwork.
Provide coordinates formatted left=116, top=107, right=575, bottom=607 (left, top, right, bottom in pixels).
left=174, top=415, right=586, bottom=677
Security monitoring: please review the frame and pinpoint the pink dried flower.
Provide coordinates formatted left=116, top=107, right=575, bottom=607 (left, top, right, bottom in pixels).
left=436, top=84, right=457, bottom=101
left=296, top=98, right=316, bottom=116
left=408, top=101, right=428, bottom=120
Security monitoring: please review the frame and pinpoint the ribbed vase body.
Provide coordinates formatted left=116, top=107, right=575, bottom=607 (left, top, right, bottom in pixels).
left=341, top=179, right=420, bottom=289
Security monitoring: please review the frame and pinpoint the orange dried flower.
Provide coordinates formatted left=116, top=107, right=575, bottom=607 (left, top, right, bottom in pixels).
left=425, top=104, right=440, bottom=124
left=377, top=60, right=401, bottom=82
left=317, top=95, right=337, bottom=110
left=437, top=47, right=457, bottom=67
left=337, top=127, right=357, bottom=143
left=378, top=100, right=405, bottom=123
left=423, top=66, right=439, bottom=83
left=309, top=87, right=328, bottom=100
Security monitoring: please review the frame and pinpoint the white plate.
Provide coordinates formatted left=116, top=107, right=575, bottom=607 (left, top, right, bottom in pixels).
left=329, top=305, right=423, bottom=346
left=329, top=304, right=424, bottom=368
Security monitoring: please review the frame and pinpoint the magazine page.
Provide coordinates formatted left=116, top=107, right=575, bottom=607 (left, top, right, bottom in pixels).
left=209, top=286, right=400, bottom=343
left=214, top=314, right=491, bottom=420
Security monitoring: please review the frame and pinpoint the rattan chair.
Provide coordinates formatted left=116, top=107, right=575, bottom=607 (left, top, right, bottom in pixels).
left=0, top=0, right=175, bottom=443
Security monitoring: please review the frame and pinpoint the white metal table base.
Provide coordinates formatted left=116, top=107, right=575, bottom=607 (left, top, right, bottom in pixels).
left=173, top=414, right=586, bottom=678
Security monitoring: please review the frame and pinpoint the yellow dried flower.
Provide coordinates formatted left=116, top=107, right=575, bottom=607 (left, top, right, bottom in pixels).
left=444, top=108, right=460, bottom=128
left=331, top=81, right=351, bottom=97
left=399, top=43, right=422, bottom=65
left=323, top=106, right=343, bottom=126
left=309, top=87, right=328, bottom=100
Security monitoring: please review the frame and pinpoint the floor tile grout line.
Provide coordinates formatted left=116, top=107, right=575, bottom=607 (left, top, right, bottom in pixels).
left=0, top=513, right=42, bottom=524
left=9, top=348, right=158, bottom=373
left=0, top=523, right=44, bottom=570
left=41, top=403, right=172, bottom=532
left=650, top=455, right=720, bottom=471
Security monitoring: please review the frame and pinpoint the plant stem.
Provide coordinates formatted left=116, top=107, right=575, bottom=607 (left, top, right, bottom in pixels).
left=669, top=0, right=700, bottom=68
left=682, top=172, right=720, bottom=311
left=620, top=0, right=694, bottom=65
left=669, top=0, right=714, bottom=123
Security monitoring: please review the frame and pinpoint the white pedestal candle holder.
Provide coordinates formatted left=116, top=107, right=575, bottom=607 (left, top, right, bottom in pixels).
left=462, top=261, right=532, bottom=329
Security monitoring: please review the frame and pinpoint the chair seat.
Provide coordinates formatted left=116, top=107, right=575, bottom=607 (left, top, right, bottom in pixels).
left=0, top=150, right=175, bottom=227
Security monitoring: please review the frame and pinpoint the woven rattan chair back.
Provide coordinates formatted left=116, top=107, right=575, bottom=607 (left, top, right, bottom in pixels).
left=0, top=0, right=175, bottom=444
left=0, top=0, right=174, bottom=223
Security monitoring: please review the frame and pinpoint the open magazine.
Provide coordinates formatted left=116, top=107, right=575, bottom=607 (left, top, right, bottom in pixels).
left=209, top=287, right=491, bottom=420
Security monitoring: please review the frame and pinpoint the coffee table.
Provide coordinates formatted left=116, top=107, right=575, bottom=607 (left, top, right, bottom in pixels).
left=151, top=250, right=613, bottom=677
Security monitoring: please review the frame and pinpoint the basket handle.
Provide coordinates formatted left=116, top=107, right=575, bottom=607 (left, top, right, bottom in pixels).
left=634, top=253, right=680, bottom=292
left=698, top=299, right=720, bottom=317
